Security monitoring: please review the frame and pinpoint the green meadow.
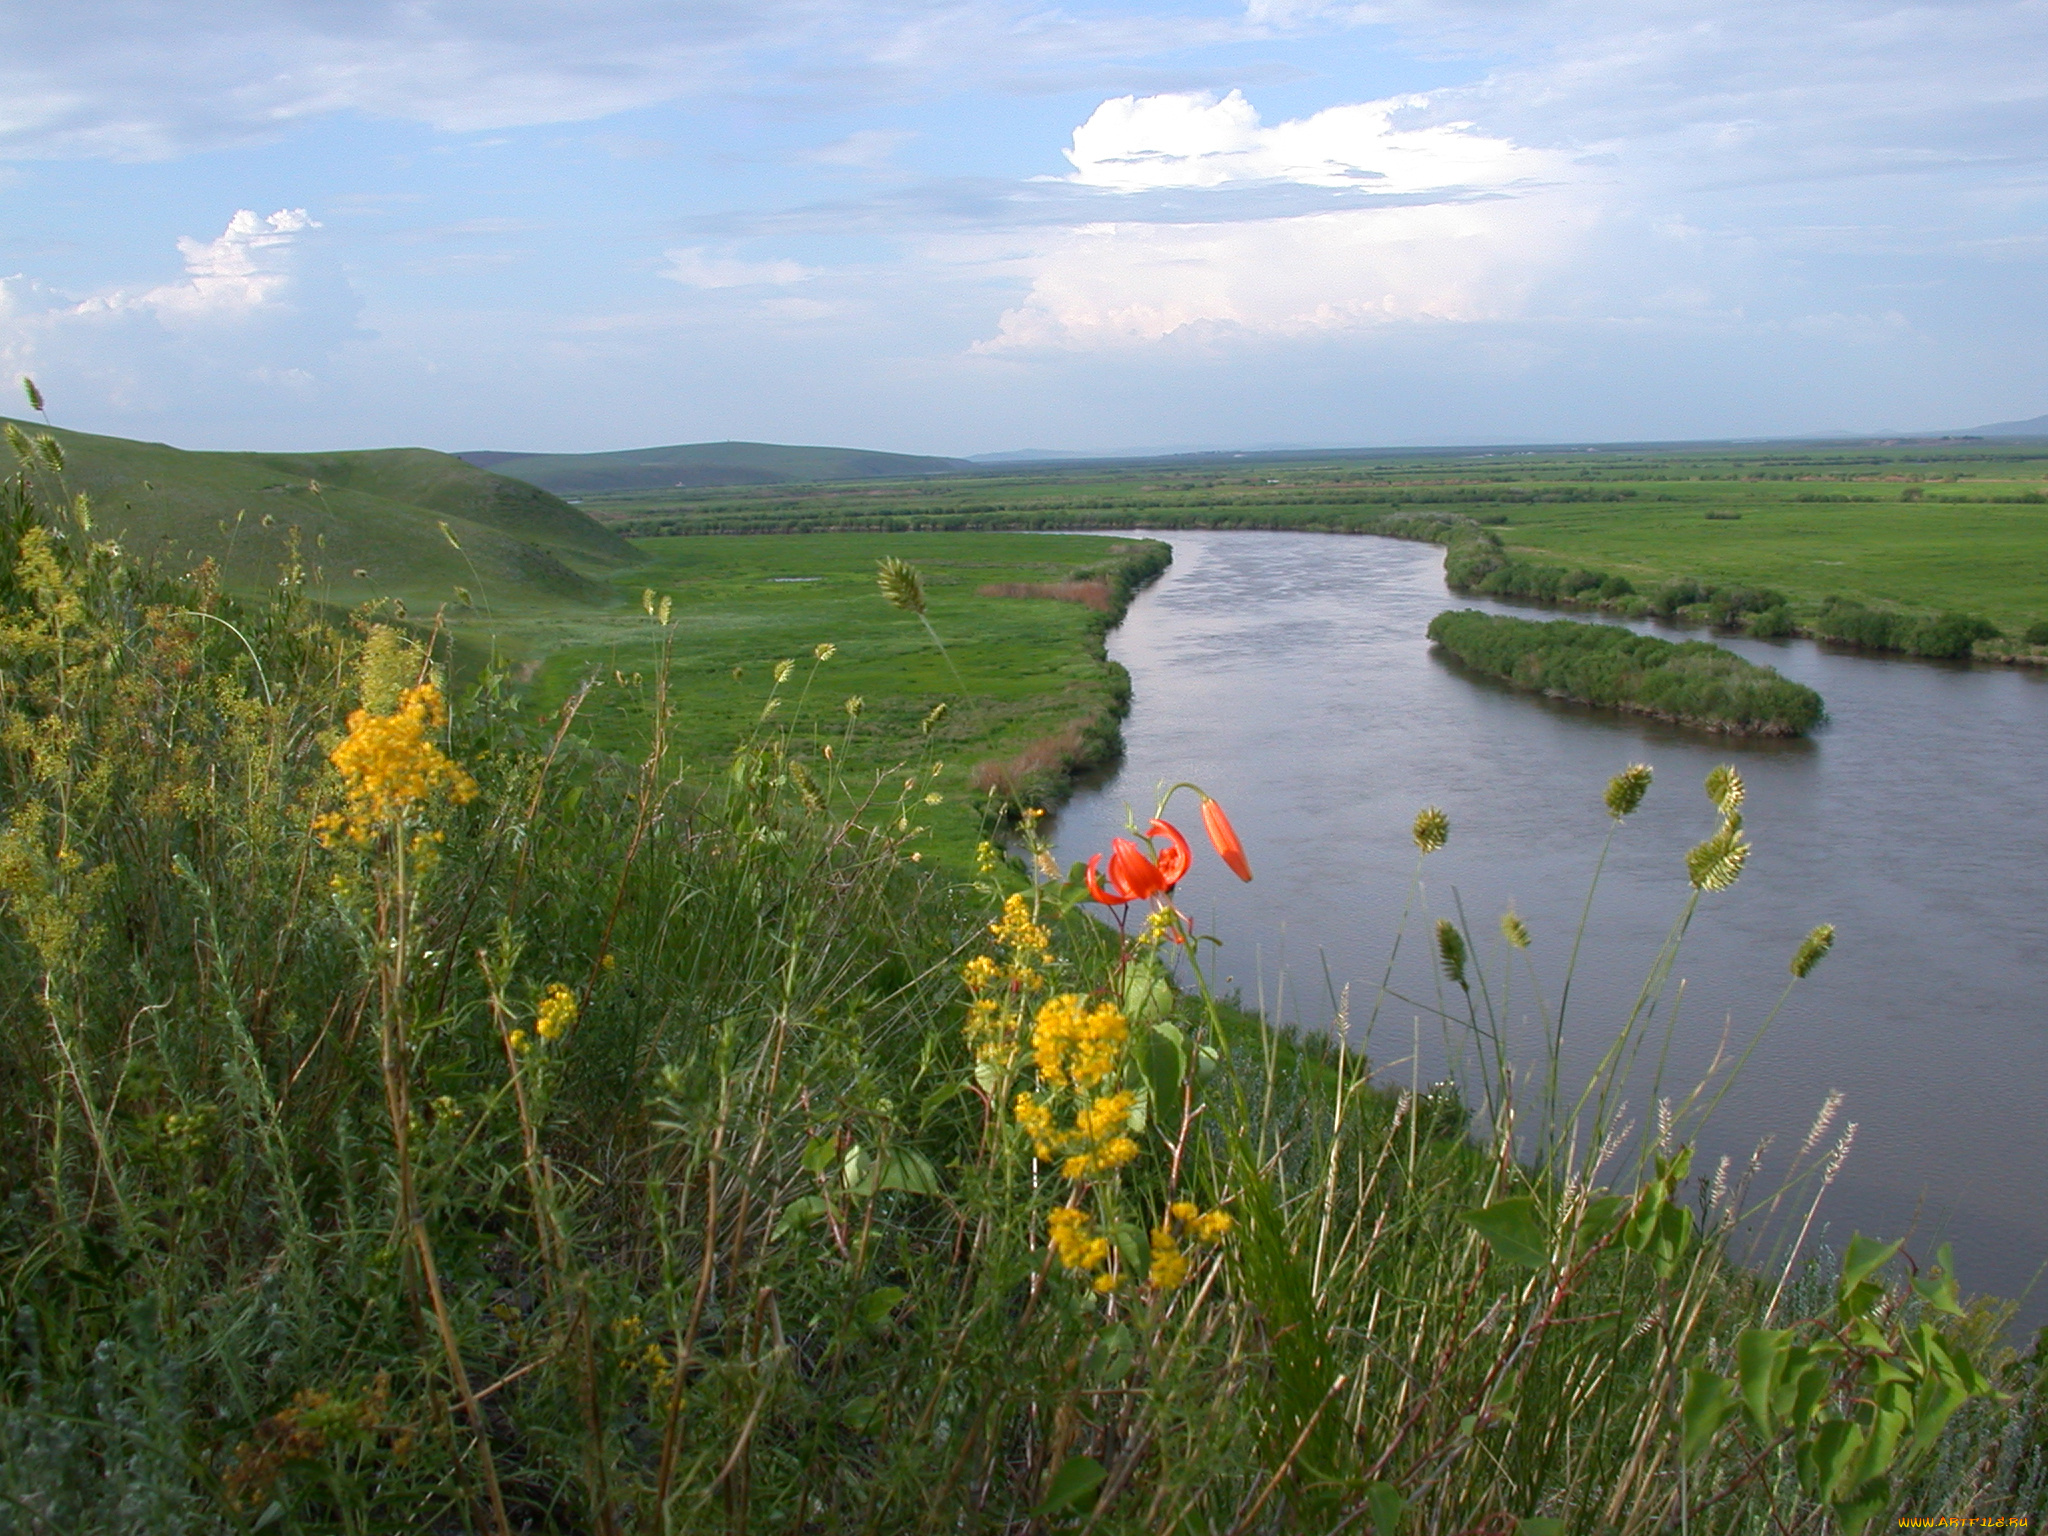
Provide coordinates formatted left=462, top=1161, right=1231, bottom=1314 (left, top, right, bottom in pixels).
left=4, top=418, right=2047, bottom=1531
left=522, top=531, right=1167, bottom=861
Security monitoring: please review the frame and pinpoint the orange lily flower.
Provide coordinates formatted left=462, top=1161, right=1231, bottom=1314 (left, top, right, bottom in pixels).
left=1089, top=819, right=1194, bottom=905
left=1200, top=797, right=1253, bottom=882
left=1085, top=853, right=1133, bottom=905
left=1149, top=819, right=1192, bottom=886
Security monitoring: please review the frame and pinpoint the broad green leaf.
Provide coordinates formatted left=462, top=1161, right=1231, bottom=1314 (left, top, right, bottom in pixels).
left=1839, top=1233, right=1902, bottom=1298
left=856, top=1285, right=906, bottom=1328
left=1360, top=1482, right=1406, bottom=1536
left=1910, top=1242, right=1964, bottom=1317
left=1033, top=1455, right=1106, bottom=1517
left=1832, top=1475, right=1892, bottom=1536
left=1577, top=1194, right=1629, bottom=1247
left=1808, top=1419, right=1865, bottom=1501
left=1680, top=1369, right=1739, bottom=1462
left=801, top=1134, right=838, bottom=1175
left=1120, top=959, right=1174, bottom=1026
left=1137, top=1023, right=1187, bottom=1122
left=773, top=1194, right=828, bottom=1240
left=1462, top=1196, right=1551, bottom=1269
left=1736, top=1328, right=1791, bottom=1434
left=843, top=1144, right=942, bottom=1197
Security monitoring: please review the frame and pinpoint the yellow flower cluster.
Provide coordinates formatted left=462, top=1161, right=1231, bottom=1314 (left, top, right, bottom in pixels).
left=536, top=982, right=577, bottom=1041
left=315, top=683, right=477, bottom=846
left=1147, top=1201, right=1234, bottom=1291
left=1013, top=993, right=1139, bottom=1180
left=959, top=893, right=1054, bottom=1077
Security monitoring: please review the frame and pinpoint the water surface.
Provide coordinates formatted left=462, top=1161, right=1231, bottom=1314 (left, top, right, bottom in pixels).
left=1052, top=530, right=2048, bottom=1323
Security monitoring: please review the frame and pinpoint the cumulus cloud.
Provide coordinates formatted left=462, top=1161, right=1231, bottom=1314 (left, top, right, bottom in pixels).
left=659, top=248, right=818, bottom=289
left=978, top=88, right=1593, bottom=349
left=0, top=209, right=362, bottom=421
left=1063, top=89, right=1568, bottom=194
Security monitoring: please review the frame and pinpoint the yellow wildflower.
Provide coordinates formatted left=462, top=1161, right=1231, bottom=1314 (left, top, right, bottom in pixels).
left=535, top=982, right=577, bottom=1040
left=1060, top=1134, right=1139, bottom=1181
left=988, top=892, right=1050, bottom=963
left=1031, top=994, right=1127, bottom=1093
left=1047, top=1207, right=1110, bottom=1273
left=961, top=954, right=1001, bottom=993
left=1148, top=1224, right=1188, bottom=1291
left=1191, top=1209, right=1234, bottom=1243
left=321, top=682, right=476, bottom=844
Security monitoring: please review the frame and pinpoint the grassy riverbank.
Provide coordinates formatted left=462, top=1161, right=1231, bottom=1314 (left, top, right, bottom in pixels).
left=1426, top=610, right=1827, bottom=735
left=4, top=445, right=2046, bottom=1533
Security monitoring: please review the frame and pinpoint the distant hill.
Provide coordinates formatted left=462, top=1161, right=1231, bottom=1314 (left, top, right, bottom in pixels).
left=462, top=440, right=975, bottom=495
left=2, top=420, right=638, bottom=612
left=1967, top=412, right=2048, bottom=437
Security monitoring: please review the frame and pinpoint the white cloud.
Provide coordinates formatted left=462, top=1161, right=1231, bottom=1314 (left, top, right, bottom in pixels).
left=660, top=248, right=818, bottom=289
left=0, top=209, right=361, bottom=422
left=977, top=88, right=1593, bottom=350
left=977, top=195, right=1593, bottom=350
left=1064, top=89, right=1568, bottom=194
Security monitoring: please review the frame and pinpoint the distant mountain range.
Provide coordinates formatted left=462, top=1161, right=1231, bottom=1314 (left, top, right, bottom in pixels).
left=460, top=441, right=973, bottom=495
left=1962, top=412, right=2048, bottom=437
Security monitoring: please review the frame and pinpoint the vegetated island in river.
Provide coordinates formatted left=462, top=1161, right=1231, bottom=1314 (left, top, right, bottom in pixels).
left=1426, top=609, right=1826, bottom=736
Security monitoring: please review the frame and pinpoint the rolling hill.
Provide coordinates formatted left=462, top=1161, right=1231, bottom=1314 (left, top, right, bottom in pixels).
left=2, top=420, right=638, bottom=614
left=461, top=440, right=975, bottom=495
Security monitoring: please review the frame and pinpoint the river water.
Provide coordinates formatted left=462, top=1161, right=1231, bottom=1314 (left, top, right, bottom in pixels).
left=1050, top=529, right=2048, bottom=1325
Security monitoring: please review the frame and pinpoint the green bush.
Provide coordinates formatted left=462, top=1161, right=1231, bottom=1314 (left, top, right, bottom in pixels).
left=2024, top=620, right=2048, bottom=646
left=1815, top=597, right=1999, bottom=659
left=1426, top=609, right=1825, bottom=734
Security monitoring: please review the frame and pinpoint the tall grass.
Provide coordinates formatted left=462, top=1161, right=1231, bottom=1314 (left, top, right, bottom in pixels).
left=0, top=451, right=2042, bottom=1535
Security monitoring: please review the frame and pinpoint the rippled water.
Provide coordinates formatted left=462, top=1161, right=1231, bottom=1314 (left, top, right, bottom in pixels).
left=1052, top=530, right=2048, bottom=1324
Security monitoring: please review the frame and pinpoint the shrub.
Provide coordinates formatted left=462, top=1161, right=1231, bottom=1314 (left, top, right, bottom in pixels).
left=2024, top=620, right=2048, bottom=647
left=1426, top=609, right=1824, bottom=734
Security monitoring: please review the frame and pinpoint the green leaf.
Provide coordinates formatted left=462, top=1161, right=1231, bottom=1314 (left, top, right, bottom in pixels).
left=1832, top=1475, right=1892, bottom=1536
left=1736, top=1328, right=1791, bottom=1434
left=842, top=1145, right=942, bottom=1197
left=1120, top=959, right=1174, bottom=1026
left=1085, top=1324, right=1134, bottom=1385
left=1909, top=1242, right=1964, bottom=1317
left=1680, top=1369, right=1739, bottom=1462
left=1839, top=1233, right=1903, bottom=1299
left=1033, top=1455, right=1106, bottom=1517
left=1359, top=1482, right=1406, bottom=1536
left=1577, top=1194, right=1629, bottom=1247
left=1517, top=1521, right=1566, bottom=1536
left=772, top=1194, right=828, bottom=1240
left=1137, top=1022, right=1187, bottom=1122
left=1462, top=1196, right=1551, bottom=1269
left=856, top=1286, right=906, bottom=1329
left=801, top=1134, right=838, bottom=1176
left=1808, top=1419, right=1865, bottom=1501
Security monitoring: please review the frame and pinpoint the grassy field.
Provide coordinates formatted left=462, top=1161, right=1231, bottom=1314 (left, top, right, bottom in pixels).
left=582, top=439, right=2048, bottom=642
left=5, top=449, right=2042, bottom=1532
left=520, top=531, right=1169, bottom=863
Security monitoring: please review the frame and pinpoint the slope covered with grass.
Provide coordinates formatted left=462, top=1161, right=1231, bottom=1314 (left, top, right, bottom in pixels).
left=0, top=418, right=637, bottom=615
left=465, top=439, right=974, bottom=494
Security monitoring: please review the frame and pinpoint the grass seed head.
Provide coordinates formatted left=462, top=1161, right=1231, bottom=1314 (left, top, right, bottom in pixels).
left=1500, top=910, right=1531, bottom=949
left=1790, top=923, right=1835, bottom=978
left=1605, top=762, right=1653, bottom=819
left=1412, top=805, right=1449, bottom=854
left=1704, top=763, right=1745, bottom=816
left=876, top=556, right=926, bottom=616
left=1434, top=918, right=1469, bottom=987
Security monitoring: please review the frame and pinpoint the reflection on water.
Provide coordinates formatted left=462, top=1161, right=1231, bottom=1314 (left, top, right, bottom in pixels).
left=1053, top=530, right=2048, bottom=1325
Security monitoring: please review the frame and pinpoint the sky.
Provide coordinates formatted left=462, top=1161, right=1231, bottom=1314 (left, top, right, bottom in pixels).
left=0, top=0, right=2044, bottom=457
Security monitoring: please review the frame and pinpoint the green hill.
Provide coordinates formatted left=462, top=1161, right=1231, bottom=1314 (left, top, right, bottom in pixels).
left=2, top=421, right=638, bottom=614
left=462, top=440, right=974, bottom=495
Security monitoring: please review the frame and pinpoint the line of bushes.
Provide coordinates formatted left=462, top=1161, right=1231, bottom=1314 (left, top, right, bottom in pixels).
left=1811, top=597, right=2004, bottom=660
left=1426, top=609, right=1827, bottom=735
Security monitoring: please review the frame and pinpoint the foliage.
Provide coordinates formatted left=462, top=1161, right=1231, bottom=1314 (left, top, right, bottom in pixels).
left=0, top=449, right=2040, bottom=1535
left=1811, top=597, right=2002, bottom=660
left=1426, top=609, right=1827, bottom=735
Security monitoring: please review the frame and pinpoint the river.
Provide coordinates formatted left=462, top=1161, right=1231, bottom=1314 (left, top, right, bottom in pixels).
left=1050, top=529, right=2048, bottom=1326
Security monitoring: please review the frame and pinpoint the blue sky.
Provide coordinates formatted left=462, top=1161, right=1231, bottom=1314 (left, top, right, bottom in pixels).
left=1, top=0, right=2043, bottom=455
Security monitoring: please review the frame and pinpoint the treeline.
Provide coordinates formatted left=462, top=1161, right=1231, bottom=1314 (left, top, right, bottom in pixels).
left=1810, top=598, right=2002, bottom=660
left=1426, top=610, right=1827, bottom=735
